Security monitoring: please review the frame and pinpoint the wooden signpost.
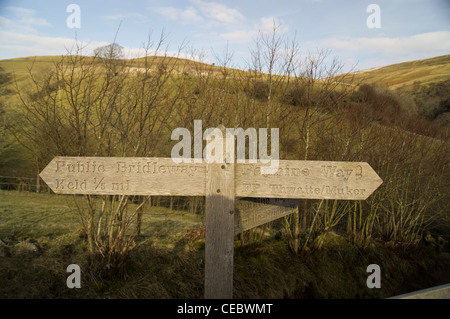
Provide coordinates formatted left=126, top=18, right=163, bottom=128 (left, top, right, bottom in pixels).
left=40, top=144, right=382, bottom=299
left=39, top=157, right=382, bottom=200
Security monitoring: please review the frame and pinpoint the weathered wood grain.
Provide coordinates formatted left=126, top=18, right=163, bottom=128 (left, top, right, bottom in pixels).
left=39, top=156, right=205, bottom=196
left=234, top=198, right=298, bottom=235
left=40, top=158, right=382, bottom=200
left=204, top=127, right=235, bottom=299
left=235, top=160, right=383, bottom=200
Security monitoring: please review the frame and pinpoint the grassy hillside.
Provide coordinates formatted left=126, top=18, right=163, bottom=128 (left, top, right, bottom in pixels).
left=0, top=55, right=215, bottom=75
left=346, top=55, right=450, bottom=90
left=0, top=56, right=62, bottom=83
left=0, top=54, right=231, bottom=89
left=3, top=53, right=450, bottom=84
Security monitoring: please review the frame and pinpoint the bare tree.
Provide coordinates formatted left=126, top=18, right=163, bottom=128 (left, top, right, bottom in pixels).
left=93, top=43, right=124, bottom=60
left=10, top=32, right=187, bottom=274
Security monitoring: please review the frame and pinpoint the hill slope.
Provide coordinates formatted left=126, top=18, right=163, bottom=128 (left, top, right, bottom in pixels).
left=0, top=55, right=227, bottom=82
left=347, top=55, right=450, bottom=90
left=2, top=54, right=450, bottom=91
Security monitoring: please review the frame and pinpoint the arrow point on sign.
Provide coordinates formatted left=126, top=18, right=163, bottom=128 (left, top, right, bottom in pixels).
left=39, top=159, right=56, bottom=183
left=362, top=162, right=383, bottom=200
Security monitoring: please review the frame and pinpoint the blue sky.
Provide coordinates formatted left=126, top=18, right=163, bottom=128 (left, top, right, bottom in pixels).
left=0, top=0, right=449, bottom=71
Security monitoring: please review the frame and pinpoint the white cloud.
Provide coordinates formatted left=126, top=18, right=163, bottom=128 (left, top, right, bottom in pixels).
left=258, top=17, right=289, bottom=34
left=0, top=30, right=211, bottom=64
left=3, top=6, right=51, bottom=29
left=219, top=17, right=289, bottom=44
left=303, top=31, right=450, bottom=71
left=219, top=29, right=256, bottom=43
left=154, top=0, right=244, bottom=26
left=101, top=14, right=126, bottom=21
left=313, top=31, right=450, bottom=55
left=152, top=2, right=290, bottom=47
left=100, top=12, right=150, bottom=25
left=154, top=6, right=203, bottom=24
left=0, top=30, right=107, bottom=58
left=191, top=0, right=244, bottom=24
left=180, top=6, right=204, bottom=23
left=5, top=7, right=35, bottom=15
left=0, top=6, right=52, bottom=42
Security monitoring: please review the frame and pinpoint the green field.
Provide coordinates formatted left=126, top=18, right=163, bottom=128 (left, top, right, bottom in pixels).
left=1, top=190, right=449, bottom=299
left=0, top=190, right=203, bottom=246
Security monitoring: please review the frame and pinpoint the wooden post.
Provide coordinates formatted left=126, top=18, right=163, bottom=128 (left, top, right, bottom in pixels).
left=204, top=126, right=235, bottom=299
